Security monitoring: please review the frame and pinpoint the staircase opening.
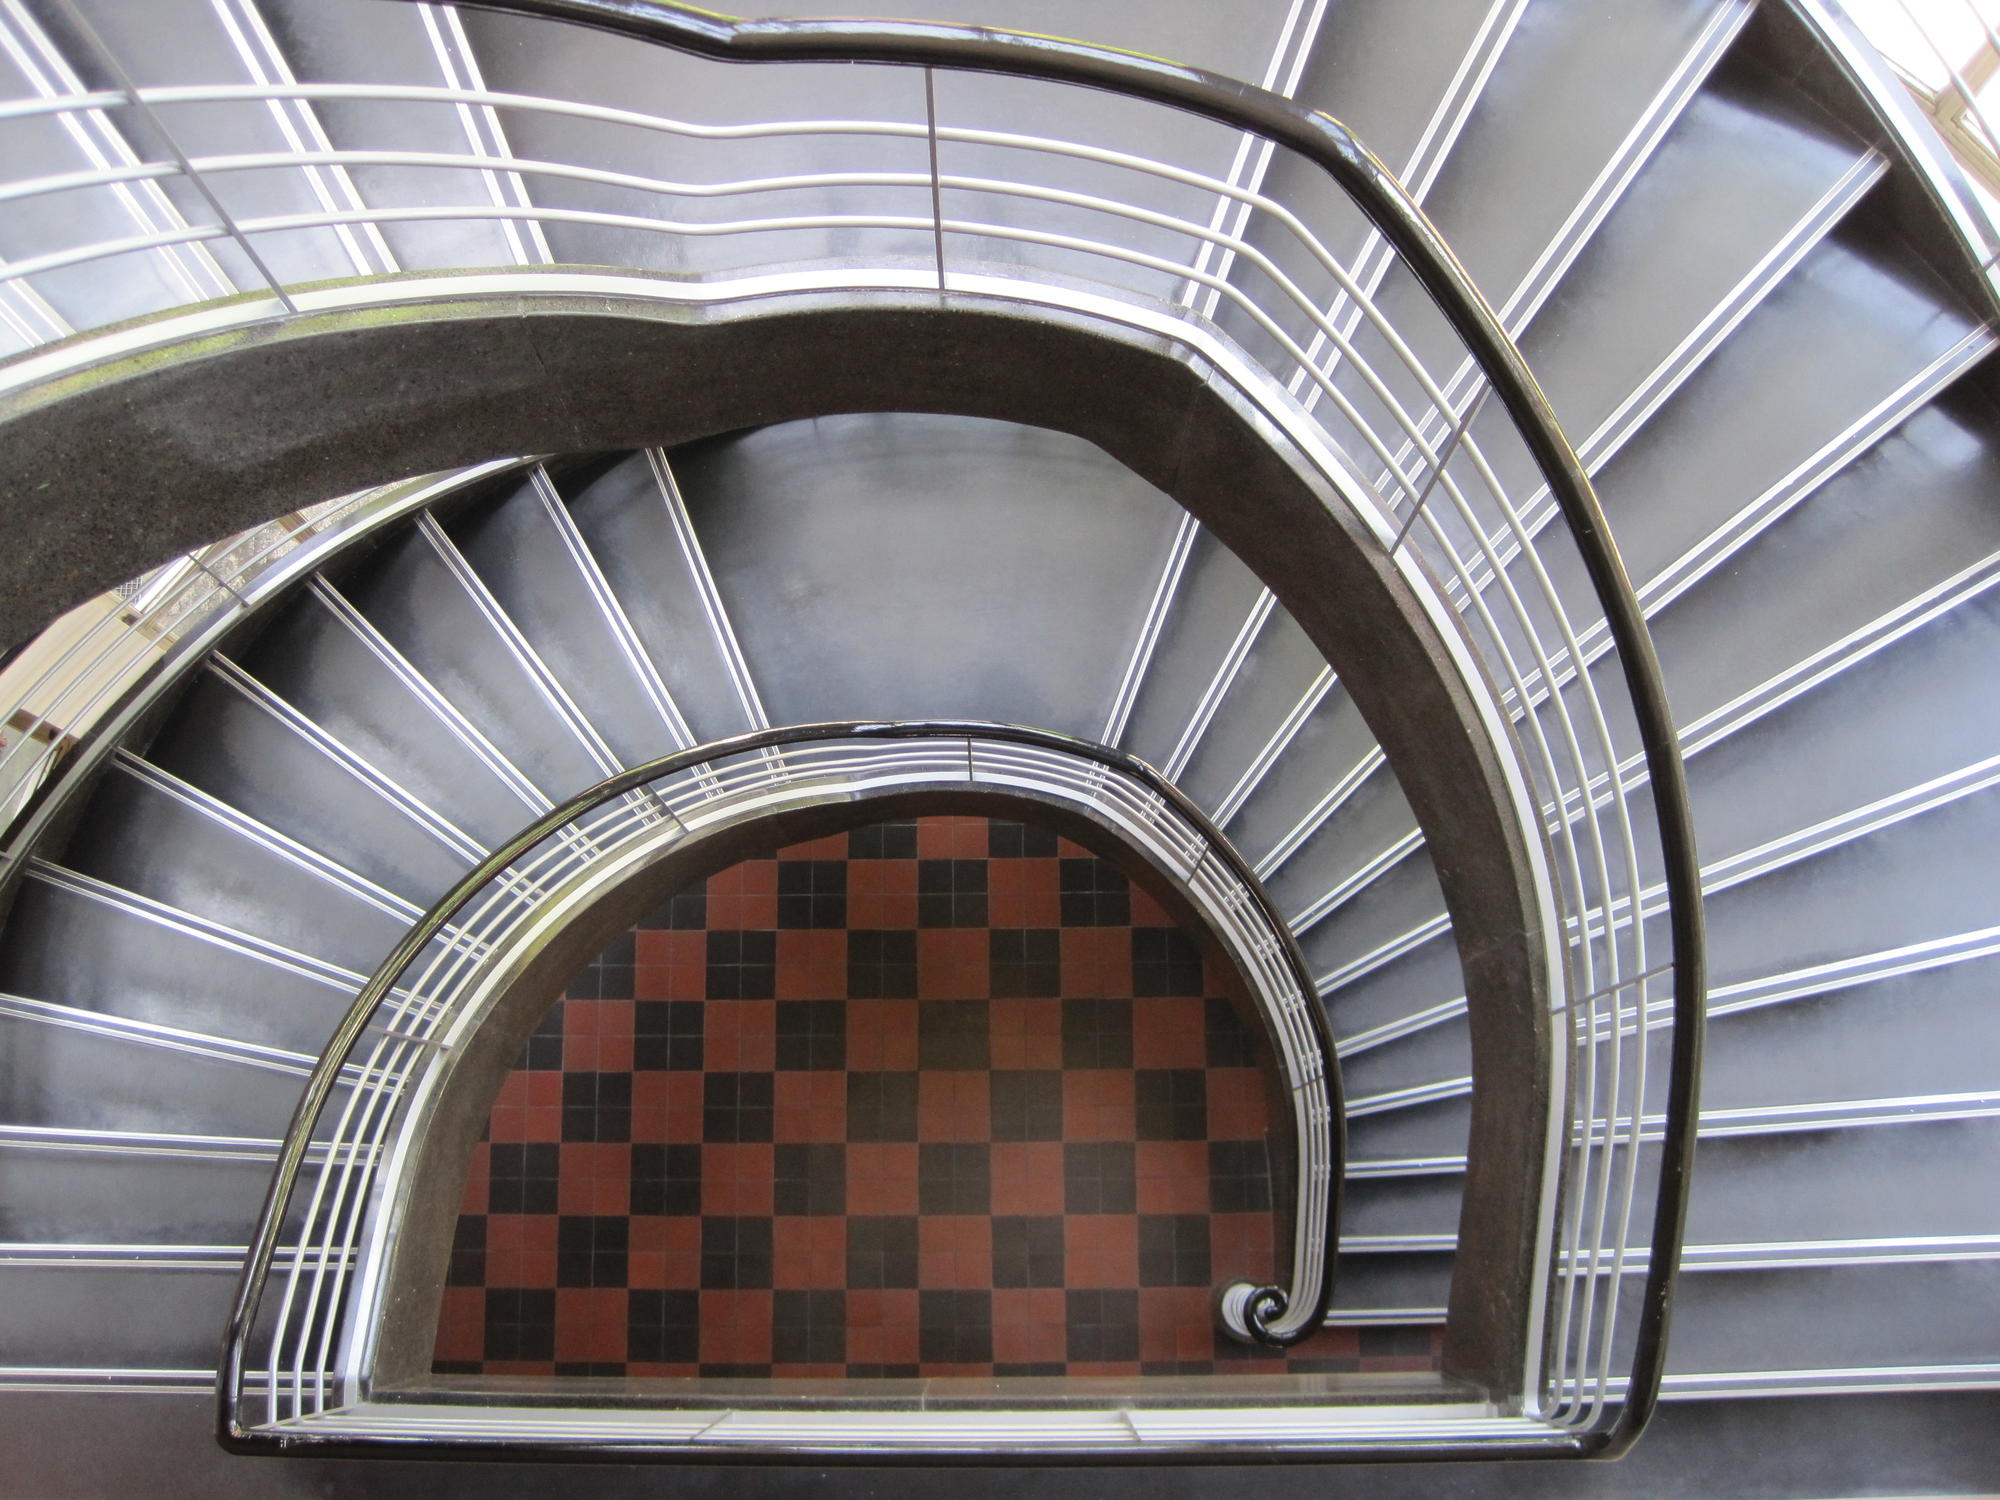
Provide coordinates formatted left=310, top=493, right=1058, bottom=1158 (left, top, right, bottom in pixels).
left=422, top=811, right=1420, bottom=1391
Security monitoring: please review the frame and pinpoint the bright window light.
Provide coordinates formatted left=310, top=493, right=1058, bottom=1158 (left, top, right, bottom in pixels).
left=1844, top=0, right=2000, bottom=90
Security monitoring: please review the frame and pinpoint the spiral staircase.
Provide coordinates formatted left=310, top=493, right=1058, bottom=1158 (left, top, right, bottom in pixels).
left=0, top=0, right=1997, bottom=1492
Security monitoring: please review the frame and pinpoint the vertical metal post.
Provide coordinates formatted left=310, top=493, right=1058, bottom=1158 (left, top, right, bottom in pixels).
left=924, top=66, right=947, bottom=293
left=51, top=0, right=299, bottom=313
left=1391, top=382, right=1493, bottom=554
left=190, top=555, right=251, bottom=610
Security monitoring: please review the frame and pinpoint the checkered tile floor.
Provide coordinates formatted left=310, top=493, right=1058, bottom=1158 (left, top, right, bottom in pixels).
left=432, top=815, right=1442, bottom=1379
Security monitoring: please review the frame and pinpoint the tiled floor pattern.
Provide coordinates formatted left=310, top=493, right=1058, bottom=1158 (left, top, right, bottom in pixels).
left=432, top=815, right=1443, bottom=1379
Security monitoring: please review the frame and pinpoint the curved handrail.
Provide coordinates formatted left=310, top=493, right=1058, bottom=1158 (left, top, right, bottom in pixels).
left=0, top=459, right=535, bottom=909
left=365, top=1, right=1704, bottom=1453
left=220, top=717, right=1346, bottom=1442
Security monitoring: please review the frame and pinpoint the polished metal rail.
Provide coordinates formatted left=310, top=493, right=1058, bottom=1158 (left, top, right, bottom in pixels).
left=0, top=503, right=346, bottom=844
left=0, top=0, right=1710, bottom=1456
left=220, top=719, right=1345, bottom=1450
left=398, top=2, right=1703, bottom=1456
left=0, top=461, right=534, bottom=905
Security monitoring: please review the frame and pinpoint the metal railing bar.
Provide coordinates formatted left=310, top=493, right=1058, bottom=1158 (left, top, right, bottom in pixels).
left=0, top=144, right=1511, bottom=522
left=0, top=182, right=1479, bottom=525
left=210, top=0, right=399, bottom=278
left=1388, top=432, right=1631, bottom=1087
left=304, top=1027, right=435, bottom=1414
left=1369, top=371, right=1631, bottom=1034
left=1389, top=382, right=1492, bottom=554
left=0, top=143, right=927, bottom=209
left=924, top=65, right=945, bottom=292
left=47, top=0, right=295, bottom=312
left=0, top=0, right=232, bottom=302
left=274, top=1020, right=420, bottom=1418
left=0, top=81, right=1472, bottom=450
left=223, top=719, right=1347, bottom=1438
left=1382, top=0, right=1756, bottom=474
left=0, top=143, right=1497, bottom=510
left=0, top=211, right=236, bottom=286
left=1405, top=457, right=1660, bottom=1425
left=0, top=84, right=125, bottom=121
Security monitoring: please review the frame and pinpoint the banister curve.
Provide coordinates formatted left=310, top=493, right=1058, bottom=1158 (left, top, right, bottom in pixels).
left=220, top=718, right=1346, bottom=1442
left=395, top=1, right=1702, bottom=1454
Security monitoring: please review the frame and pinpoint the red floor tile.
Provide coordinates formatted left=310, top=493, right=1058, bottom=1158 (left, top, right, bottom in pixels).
left=434, top=815, right=1424, bottom=1383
